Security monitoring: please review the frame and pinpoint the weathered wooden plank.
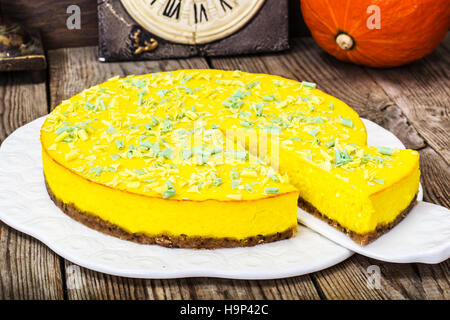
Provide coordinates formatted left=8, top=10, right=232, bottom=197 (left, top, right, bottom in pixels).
left=47, top=45, right=321, bottom=300
left=0, top=71, right=64, bottom=299
left=365, top=36, right=450, bottom=165
left=415, top=259, right=450, bottom=300
left=314, top=255, right=449, bottom=300
left=209, top=37, right=449, bottom=300
left=185, top=277, right=320, bottom=300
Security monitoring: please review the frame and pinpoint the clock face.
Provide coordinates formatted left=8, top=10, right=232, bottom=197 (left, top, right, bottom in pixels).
left=120, top=0, right=265, bottom=45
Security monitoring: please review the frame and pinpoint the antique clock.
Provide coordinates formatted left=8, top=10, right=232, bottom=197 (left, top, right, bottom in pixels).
left=98, top=0, right=288, bottom=61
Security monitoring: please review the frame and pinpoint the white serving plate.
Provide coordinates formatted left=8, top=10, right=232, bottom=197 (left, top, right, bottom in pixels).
left=0, top=117, right=447, bottom=280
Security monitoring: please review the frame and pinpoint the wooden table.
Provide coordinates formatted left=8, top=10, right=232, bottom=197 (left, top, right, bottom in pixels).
left=0, top=37, right=448, bottom=300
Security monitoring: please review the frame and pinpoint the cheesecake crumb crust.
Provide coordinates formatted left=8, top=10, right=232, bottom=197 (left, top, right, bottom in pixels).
left=298, top=195, right=417, bottom=246
left=46, top=180, right=297, bottom=249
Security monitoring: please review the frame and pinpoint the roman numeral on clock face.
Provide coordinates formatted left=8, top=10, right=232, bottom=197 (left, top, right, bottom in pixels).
left=219, top=0, right=233, bottom=12
left=162, top=0, right=181, bottom=19
left=194, top=3, right=208, bottom=23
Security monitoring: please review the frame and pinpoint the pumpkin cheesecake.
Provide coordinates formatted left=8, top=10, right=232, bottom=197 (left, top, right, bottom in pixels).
left=40, top=69, right=420, bottom=247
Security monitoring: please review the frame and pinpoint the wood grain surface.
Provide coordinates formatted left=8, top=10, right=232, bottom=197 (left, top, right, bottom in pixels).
left=0, top=36, right=448, bottom=300
left=0, top=71, right=63, bottom=299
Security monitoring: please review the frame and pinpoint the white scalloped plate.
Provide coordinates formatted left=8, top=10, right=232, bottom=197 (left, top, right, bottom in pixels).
left=297, top=120, right=450, bottom=264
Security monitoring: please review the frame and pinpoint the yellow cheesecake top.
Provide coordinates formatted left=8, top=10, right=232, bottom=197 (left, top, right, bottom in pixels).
left=40, top=69, right=417, bottom=203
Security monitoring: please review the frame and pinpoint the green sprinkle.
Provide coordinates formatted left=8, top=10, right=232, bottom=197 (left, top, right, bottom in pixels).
left=150, top=116, right=159, bottom=127
left=289, top=137, right=302, bottom=141
left=240, top=120, right=253, bottom=128
left=373, top=156, right=385, bottom=164
left=213, top=177, right=223, bottom=187
left=132, top=79, right=146, bottom=88
left=98, top=99, right=106, bottom=109
left=109, top=154, right=120, bottom=161
left=232, top=180, right=241, bottom=189
left=140, top=141, right=152, bottom=150
left=151, top=142, right=160, bottom=154
left=180, top=149, right=192, bottom=160
left=245, top=184, right=254, bottom=193
left=325, top=140, right=335, bottom=148
left=180, top=75, right=193, bottom=84
left=128, top=144, right=135, bottom=159
left=262, top=95, right=277, bottom=102
left=231, top=90, right=245, bottom=100
left=89, top=167, right=103, bottom=177
left=312, top=116, right=323, bottom=124
left=301, top=81, right=316, bottom=89
left=334, top=149, right=353, bottom=167
left=268, top=173, right=279, bottom=182
left=157, top=89, right=171, bottom=96
left=378, top=147, right=395, bottom=156
left=222, top=101, right=232, bottom=108
left=253, top=103, right=264, bottom=116
left=106, top=126, right=116, bottom=134
left=159, top=98, right=170, bottom=104
left=264, top=187, right=280, bottom=194
left=308, top=128, right=319, bottom=136
left=160, top=119, right=173, bottom=133
left=137, top=92, right=144, bottom=106
left=162, top=180, right=176, bottom=199
left=340, top=117, right=354, bottom=128
left=329, top=102, right=334, bottom=110
left=162, top=188, right=176, bottom=199
left=246, top=81, right=260, bottom=90
left=177, top=86, right=193, bottom=94
left=115, top=140, right=124, bottom=150
left=85, top=102, right=95, bottom=110
left=135, top=169, right=146, bottom=175
left=55, top=126, right=71, bottom=135
left=235, top=151, right=249, bottom=161
left=159, top=148, right=172, bottom=159
left=373, top=179, right=385, bottom=184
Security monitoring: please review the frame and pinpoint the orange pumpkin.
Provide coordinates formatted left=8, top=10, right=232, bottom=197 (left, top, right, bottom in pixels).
left=301, top=0, right=450, bottom=67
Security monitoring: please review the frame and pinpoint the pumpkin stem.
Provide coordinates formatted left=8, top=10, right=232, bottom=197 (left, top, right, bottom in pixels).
left=336, top=33, right=354, bottom=50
